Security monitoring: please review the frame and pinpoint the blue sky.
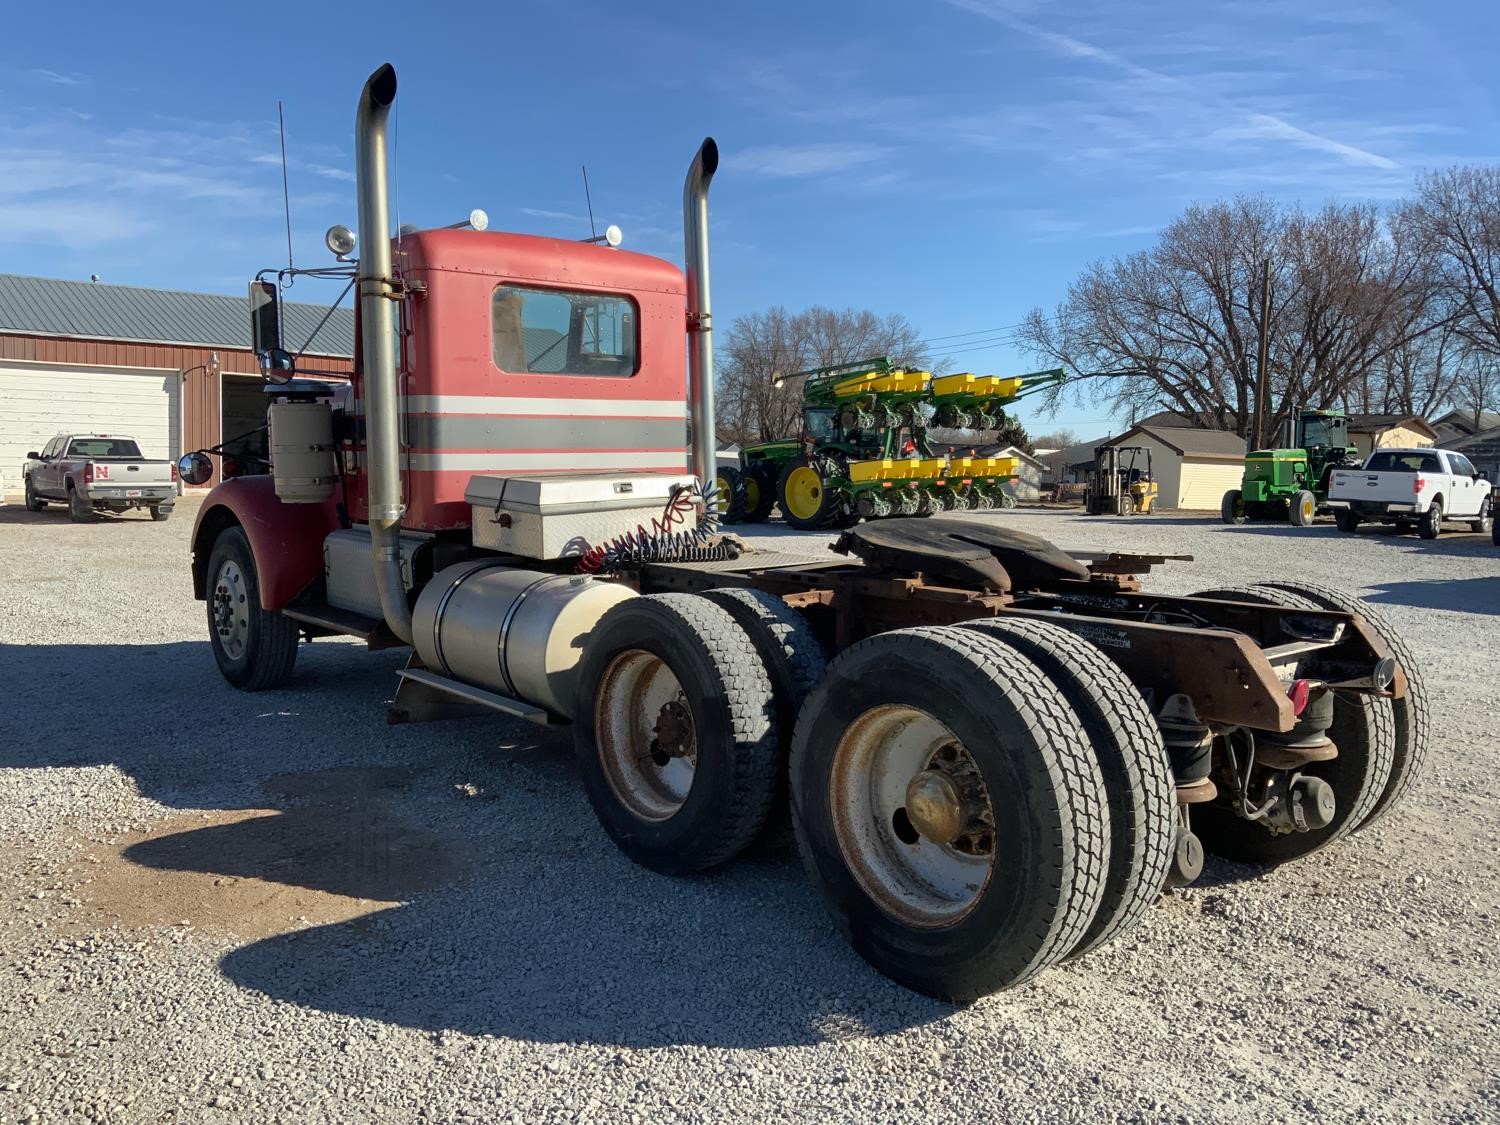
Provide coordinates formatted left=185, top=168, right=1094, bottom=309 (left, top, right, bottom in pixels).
left=3, top=0, right=1495, bottom=437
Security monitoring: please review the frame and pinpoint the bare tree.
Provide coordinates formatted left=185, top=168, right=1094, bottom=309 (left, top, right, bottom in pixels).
left=1401, top=166, right=1500, bottom=360
left=1032, top=428, right=1080, bottom=450
left=715, top=306, right=932, bottom=444
left=1017, top=197, right=1440, bottom=440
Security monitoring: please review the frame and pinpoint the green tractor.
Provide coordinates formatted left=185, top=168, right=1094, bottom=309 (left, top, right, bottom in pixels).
left=1220, top=408, right=1361, bottom=527
left=717, top=358, right=1062, bottom=530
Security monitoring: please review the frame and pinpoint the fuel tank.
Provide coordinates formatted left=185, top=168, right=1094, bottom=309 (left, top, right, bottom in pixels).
left=411, top=560, right=635, bottom=717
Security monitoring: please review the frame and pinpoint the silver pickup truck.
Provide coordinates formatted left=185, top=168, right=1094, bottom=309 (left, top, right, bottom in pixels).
left=23, top=434, right=177, bottom=521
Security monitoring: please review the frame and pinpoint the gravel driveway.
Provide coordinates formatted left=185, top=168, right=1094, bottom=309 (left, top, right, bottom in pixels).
left=1, top=498, right=1496, bottom=1123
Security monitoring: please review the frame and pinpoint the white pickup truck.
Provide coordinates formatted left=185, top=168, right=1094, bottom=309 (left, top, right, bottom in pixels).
left=1327, top=446, right=1492, bottom=539
left=22, top=433, right=178, bottom=522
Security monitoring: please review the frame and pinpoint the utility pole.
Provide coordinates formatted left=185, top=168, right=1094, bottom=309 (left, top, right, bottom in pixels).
left=1251, top=257, right=1272, bottom=449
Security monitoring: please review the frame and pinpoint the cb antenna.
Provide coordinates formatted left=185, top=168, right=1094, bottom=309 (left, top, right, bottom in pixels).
left=581, top=164, right=598, bottom=240
left=278, top=100, right=294, bottom=274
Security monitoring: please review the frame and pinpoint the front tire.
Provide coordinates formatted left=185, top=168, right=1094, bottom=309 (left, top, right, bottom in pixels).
left=24, top=476, right=46, bottom=511
left=1290, top=489, right=1316, bottom=526
left=789, top=626, right=1108, bottom=1000
left=573, top=594, right=779, bottom=874
left=1221, top=489, right=1244, bottom=525
left=1418, top=499, right=1442, bottom=539
left=205, top=526, right=299, bottom=690
left=1469, top=496, right=1492, bottom=535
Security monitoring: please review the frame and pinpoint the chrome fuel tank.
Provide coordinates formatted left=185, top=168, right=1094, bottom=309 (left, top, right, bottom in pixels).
left=411, top=561, right=635, bottom=717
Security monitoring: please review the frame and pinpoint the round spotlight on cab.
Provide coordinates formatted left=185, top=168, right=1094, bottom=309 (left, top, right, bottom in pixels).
left=324, top=224, right=357, bottom=259
left=604, top=223, right=623, bottom=247
left=469, top=209, right=489, bottom=231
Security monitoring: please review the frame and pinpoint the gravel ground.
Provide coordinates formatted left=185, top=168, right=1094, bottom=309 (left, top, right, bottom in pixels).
left=1, top=497, right=1497, bottom=1124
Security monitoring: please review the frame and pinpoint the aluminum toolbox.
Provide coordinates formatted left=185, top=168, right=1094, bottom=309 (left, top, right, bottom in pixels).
left=465, top=473, right=699, bottom=560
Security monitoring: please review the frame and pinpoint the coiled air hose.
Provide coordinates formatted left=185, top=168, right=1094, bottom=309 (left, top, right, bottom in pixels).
left=574, top=479, right=740, bottom=574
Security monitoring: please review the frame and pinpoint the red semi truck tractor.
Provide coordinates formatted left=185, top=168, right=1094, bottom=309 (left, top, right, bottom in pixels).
left=185, top=64, right=1426, bottom=1001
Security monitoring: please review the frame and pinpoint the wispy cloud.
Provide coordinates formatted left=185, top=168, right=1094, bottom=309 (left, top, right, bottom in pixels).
left=29, top=68, right=81, bottom=86
left=725, top=142, right=890, bottom=178
left=520, top=206, right=589, bottom=223
left=1241, top=113, right=1398, bottom=169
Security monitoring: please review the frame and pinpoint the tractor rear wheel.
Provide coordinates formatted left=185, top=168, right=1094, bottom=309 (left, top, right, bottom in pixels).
left=742, top=462, right=778, bottom=523
left=789, top=625, right=1108, bottom=1001
left=1255, top=581, right=1429, bottom=831
left=776, top=456, right=837, bottom=530
left=573, top=594, right=779, bottom=874
left=1220, top=489, right=1244, bottom=525
left=1188, top=586, right=1395, bottom=864
left=205, top=526, right=300, bottom=691
left=960, top=618, right=1174, bottom=958
left=1290, top=489, right=1316, bottom=526
left=714, top=466, right=748, bottom=524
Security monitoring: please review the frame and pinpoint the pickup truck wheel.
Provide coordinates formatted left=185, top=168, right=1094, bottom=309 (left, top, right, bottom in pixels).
left=790, top=626, right=1108, bottom=1001
left=1469, top=496, right=1492, bottom=535
left=1289, top=490, right=1316, bottom=526
left=149, top=504, right=171, bottom=522
left=1335, top=509, right=1361, bottom=533
left=23, top=477, right=46, bottom=512
left=205, top=527, right=299, bottom=691
left=1417, top=499, right=1442, bottom=539
left=67, top=485, right=94, bottom=522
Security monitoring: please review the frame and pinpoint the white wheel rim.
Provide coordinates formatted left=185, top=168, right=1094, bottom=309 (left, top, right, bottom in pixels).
left=829, top=705, right=997, bottom=928
left=596, top=650, right=696, bottom=821
left=212, top=559, right=251, bottom=660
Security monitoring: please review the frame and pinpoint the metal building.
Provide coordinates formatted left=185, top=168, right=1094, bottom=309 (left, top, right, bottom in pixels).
left=0, top=274, right=352, bottom=488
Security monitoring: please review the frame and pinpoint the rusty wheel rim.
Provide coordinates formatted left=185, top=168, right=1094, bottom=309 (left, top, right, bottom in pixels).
left=829, top=705, right=997, bottom=928
left=596, top=649, right=696, bottom=822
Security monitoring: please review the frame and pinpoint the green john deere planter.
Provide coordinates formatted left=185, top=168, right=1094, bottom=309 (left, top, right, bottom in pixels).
left=716, top=357, right=1063, bottom=529
left=1221, top=409, right=1361, bottom=527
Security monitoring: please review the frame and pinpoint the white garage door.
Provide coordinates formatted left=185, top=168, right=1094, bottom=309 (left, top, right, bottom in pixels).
left=1, top=361, right=179, bottom=481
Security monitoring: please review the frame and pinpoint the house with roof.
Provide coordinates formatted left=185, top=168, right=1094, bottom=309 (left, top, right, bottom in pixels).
left=1095, top=424, right=1247, bottom=510
left=1431, top=408, right=1500, bottom=447
left=0, top=273, right=352, bottom=487
left=1344, top=414, right=1437, bottom=457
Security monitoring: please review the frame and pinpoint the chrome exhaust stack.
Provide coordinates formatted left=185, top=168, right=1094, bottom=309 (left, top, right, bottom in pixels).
left=682, top=138, right=719, bottom=487
left=354, top=62, right=412, bottom=644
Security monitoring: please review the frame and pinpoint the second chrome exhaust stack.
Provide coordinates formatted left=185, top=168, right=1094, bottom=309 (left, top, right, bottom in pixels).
left=683, top=138, right=719, bottom=487
left=354, top=62, right=412, bottom=644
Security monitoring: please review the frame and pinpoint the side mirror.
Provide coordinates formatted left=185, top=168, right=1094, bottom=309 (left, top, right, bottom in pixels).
left=26, top=451, right=39, bottom=461
left=249, top=279, right=281, bottom=354
left=177, top=452, right=214, bottom=486
left=258, top=347, right=295, bottom=385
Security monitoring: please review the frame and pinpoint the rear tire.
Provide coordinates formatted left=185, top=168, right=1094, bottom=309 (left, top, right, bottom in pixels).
left=1220, top=489, right=1244, bottom=525
left=1418, top=499, right=1442, bottom=539
left=960, top=618, right=1174, bottom=958
left=1469, top=495, right=1491, bottom=535
left=1336, top=509, right=1361, bottom=534
left=1188, top=586, right=1394, bottom=863
left=205, top=526, right=299, bottom=691
left=573, top=594, right=779, bottom=874
left=1256, top=581, right=1429, bottom=830
left=789, top=626, right=1108, bottom=1000
left=149, top=504, right=171, bottom=522
left=24, top=476, right=45, bottom=511
left=742, top=462, right=778, bottom=523
left=1290, top=489, right=1316, bottom=526
left=67, top=485, right=93, bottom=522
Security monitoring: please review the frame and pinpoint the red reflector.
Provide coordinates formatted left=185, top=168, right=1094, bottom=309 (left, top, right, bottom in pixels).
left=171, top=461, right=179, bottom=482
left=222, top=458, right=242, bottom=479
left=1288, top=679, right=1311, bottom=716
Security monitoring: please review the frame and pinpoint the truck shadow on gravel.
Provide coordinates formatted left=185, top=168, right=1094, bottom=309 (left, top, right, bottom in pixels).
left=1361, top=576, right=1500, bottom=615
left=0, top=639, right=952, bottom=1048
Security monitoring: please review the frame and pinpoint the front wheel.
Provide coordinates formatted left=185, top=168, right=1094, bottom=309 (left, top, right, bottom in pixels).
left=1290, top=489, right=1316, bottom=526
left=205, top=526, right=299, bottom=690
left=1220, top=489, right=1244, bottom=525
left=1418, top=500, right=1442, bottom=539
left=24, top=476, right=46, bottom=512
left=1469, top=496, right=1492, bottom=535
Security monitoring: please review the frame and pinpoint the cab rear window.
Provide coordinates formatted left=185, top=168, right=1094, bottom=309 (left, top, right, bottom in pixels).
left=1363, top=451, right=1439, bottom=473
left=66, top=438, right=143, bottom=459
left=492, top=284, right=638, bottom=377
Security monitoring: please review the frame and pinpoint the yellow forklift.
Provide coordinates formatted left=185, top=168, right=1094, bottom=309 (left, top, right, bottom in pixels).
left=1086, top=445, right=1159, bottom=515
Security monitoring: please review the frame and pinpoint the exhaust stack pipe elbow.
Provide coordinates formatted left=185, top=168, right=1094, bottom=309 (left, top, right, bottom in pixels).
left=354, top=62, right=412, bottom=644
left=683, top=137, right=719, bottom=488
